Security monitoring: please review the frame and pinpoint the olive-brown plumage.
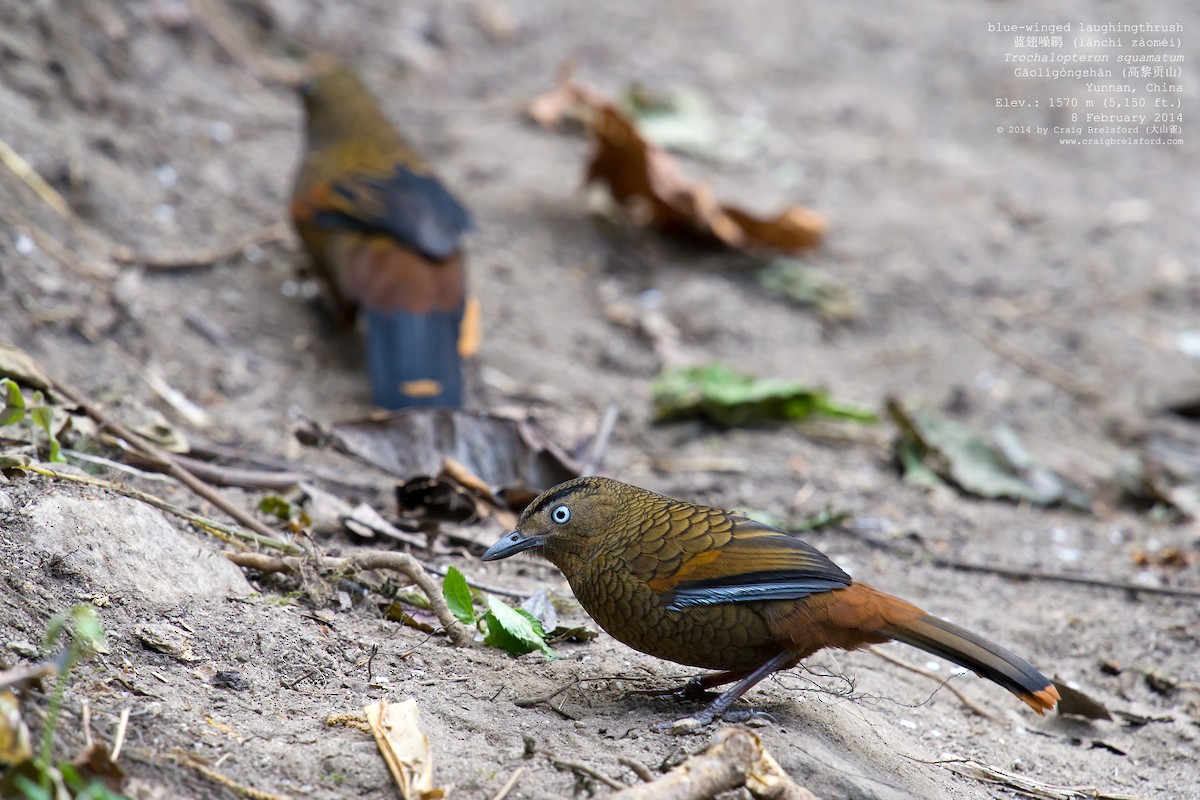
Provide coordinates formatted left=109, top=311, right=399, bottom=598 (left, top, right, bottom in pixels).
left=482, top=477, right=1060, bottom=728
left=291, top=62, right=474, bottom=409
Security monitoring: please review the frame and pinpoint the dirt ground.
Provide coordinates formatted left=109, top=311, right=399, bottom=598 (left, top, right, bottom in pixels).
left=2, top=0, right=1199, bottom=798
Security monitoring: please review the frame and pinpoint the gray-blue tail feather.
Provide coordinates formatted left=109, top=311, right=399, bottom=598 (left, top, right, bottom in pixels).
left=365, top=306, right=463, bottom=409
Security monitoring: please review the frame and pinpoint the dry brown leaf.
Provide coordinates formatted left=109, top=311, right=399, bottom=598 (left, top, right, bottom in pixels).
left=1131, top=546, right=1194, bottom=569
left=536, top=76, right=826, bottom=253
left=441, top=456, right=492, bottom=497
left=300, top=409, right=578, bottom=532
left=525, top=66, right=607, bottom=130
left=72, top=742, right=126, bottom=793
left=723, top=205, right=827, bottom=252
left=304, top=409, right=577, bottom=491
left=0, top=342, right=53, bottom=392
left=0, top=690, right=32, bottom=766
left=1051, top=679, right=1113, bottom=721
left=364, top=698, right=449, bottom=800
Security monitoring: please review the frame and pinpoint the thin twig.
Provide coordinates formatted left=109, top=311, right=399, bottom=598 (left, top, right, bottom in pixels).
left=64, top=449, right=175, bottom=482
left=580, top=404, right=619, bottom=476
left=113, top=222, right=290, bottom=270
left=546, top=754, right=627, bottom=790
left=27, top=465, right=299, bottom=552
left=169, top=749, right=295, bottom=800
left=51, top=378, right=284, bottom=542
left=868, top=646, right=1003, bottom=722
left=421, top=562, right=527, bottom=600
left=122, top=449, right=309, bottom=491
left=844, top=525, right=1200, bottom=599
left=0, top=205, right=114, bottom=285
left=489, top=767, right=524, bottom=800
left=920, top=754, right=1142, bottom=800
left=110, top=707, right=131, bottom=762
left=0, top=662, right=59, bottom=692
left=0, top=136, right=74, bottom=220
left=617, top=757, right=656, bottom=784
left=82, top=698, right=93, bottom=749
left=223, top=551, right=474, bottom=647
left=188, top=440, right=390, bottom=493
left=514, top=676, right=580, bottom=708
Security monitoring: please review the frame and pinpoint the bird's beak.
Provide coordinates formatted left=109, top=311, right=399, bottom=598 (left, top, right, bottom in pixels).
left=481, top=529, right=544, bottom=561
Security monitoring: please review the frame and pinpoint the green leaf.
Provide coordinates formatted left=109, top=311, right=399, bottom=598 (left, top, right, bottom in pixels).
left=44, top=612, right=67, bottom=650
left=28, top=399, right=63, bottom=463
left=441, top=566, right=476, bottom=625
left=514, top=608, right=546, bottom=636
left=887, top=399, right=1090, bottom=509
left=757, top=259, right=862, bottom=323
left=383, top=603, right=435, bottom=632
left=396, top=588, right=432, bottom=611
left=70, top=606, right=106, bottom=654
left=257, top=495, right=295, bottom=520
left=13, top=774, right=53, bottom=800
left=0, top=378, right=26, bottom=427
left=652, top=363, right=877, bottom=428
left=483, top=595, right=554, bottom=657
left=896, top=439, right=944, bottom=489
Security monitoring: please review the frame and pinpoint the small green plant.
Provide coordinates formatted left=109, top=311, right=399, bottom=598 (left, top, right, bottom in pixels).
left=267, top=590, right=306, bottom=607
left=256, top=495, right=312, bottom=532
left=0, top=378, right=65, bottom=463
left=4, top=606, right=126, bottom=800
left=441, top=566, right=554, bottom=657
left=13, top=763, right=127, bottom=800
left=40, top=607, right=107, bottom=772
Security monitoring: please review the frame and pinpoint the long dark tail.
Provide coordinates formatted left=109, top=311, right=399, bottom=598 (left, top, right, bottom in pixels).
left=878, top=614, right=1059, bottom=714
left=365, top=305, right=464, bottom=409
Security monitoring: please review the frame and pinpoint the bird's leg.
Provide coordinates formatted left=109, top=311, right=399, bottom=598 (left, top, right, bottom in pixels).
left=633, top=668, right=757, bottom=700
left=655, top=650, right=795, bottom=734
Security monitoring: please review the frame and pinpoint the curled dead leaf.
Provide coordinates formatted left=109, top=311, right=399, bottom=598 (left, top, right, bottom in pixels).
left=364, top=698, right=448, bottom=800
left=531, top=73, right=826, bottom=253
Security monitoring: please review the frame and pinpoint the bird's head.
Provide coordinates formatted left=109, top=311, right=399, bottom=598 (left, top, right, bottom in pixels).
left=299, top=59, right=361, bottom=103
left=482, top=476, right=634, bottom=570
left=295, top=58, right=391, bottom=148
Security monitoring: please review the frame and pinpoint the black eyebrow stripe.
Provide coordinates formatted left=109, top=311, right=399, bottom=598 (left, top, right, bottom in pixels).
left=525, top=481, right=586, bottom=517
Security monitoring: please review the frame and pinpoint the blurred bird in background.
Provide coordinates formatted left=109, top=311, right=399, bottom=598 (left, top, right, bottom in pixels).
left=291, top=61, right=477, bottom=409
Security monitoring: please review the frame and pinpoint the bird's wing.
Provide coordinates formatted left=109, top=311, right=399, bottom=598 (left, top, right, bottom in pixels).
left=293, top=164, right=472, bottom=262
left=642, top=515, right=852, bottom=610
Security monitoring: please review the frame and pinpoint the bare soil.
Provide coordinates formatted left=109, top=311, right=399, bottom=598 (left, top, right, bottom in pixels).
left=1, top=1, right=1198, bottom=798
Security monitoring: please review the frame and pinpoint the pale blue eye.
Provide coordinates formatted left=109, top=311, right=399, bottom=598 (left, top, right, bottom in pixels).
left=550, top=505, right=570, bottom=524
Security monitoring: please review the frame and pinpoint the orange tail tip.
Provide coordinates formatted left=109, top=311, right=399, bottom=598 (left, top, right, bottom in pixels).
left=1019, top=683, right=1061, bottom=715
